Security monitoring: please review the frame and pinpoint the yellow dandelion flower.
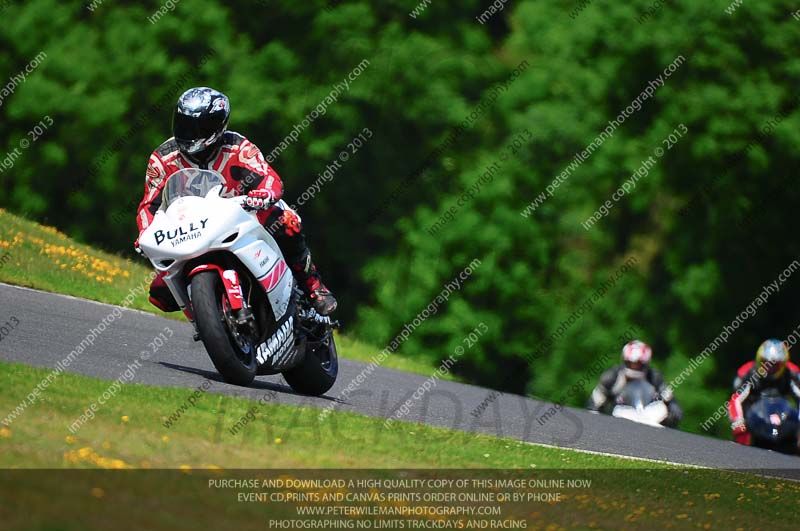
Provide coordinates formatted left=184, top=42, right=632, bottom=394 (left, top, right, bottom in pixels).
left=274, top=437, right=283, bottom=444
left=65, top=435, right=76, bottom=444
left=63, top=451, right=79, bottom=464
left=0, top=426, right=11, bottom=439
left=162, top=435, right=169, bottom=443
left=121, top=415, right=129, bottom=423
left=90, top=488, right=105, bottom=498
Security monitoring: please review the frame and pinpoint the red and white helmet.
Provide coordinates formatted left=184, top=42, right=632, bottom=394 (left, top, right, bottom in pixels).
left=622, top=340, right=652, bottom=379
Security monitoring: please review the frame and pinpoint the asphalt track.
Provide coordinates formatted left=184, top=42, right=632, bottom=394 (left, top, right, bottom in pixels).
left=2, top=282, right=799, bottom=476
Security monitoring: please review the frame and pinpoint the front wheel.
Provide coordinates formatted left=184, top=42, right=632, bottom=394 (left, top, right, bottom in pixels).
left=191, top=271, right=256, bottom=386
left=282, top=332, right=338, bottom=396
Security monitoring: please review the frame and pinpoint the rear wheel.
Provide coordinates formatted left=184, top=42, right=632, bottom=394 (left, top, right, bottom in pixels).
left=283, top=332, right=338, bottom=396
left=191, top=271, right=256, bottom=386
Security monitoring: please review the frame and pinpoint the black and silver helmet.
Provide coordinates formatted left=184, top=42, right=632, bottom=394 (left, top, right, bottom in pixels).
left=172, top=87, right=230, bottom=163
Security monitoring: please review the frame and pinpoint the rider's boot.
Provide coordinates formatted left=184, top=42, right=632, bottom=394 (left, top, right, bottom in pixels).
left=291, top=254, right=337, bottom=316
left=267, top=206, right=337, bottom=316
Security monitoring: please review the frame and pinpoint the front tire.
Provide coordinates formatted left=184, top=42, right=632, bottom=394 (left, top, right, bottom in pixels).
left=191, top=271, right=256, bottom=386
left=283, top=333, right=338, bottom=396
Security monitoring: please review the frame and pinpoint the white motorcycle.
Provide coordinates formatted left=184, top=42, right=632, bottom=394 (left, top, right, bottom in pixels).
left=611, top=380, right=669, bottom=428
left=138, top=168, right=339, bottom=395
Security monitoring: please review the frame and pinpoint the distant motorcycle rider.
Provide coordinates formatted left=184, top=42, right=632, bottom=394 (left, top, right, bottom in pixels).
left=135, top=87, right=337, bottom=315
left=729, top=339, right=800, bottom=446
left=587, top=340, right=683, bottom=427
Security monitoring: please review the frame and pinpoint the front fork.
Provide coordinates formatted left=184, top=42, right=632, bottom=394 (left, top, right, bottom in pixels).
left=187, top=265, right=256, bottom=340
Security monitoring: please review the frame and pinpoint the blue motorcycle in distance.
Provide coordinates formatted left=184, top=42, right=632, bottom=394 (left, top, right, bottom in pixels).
left=745, top=395, right=800, bottom=455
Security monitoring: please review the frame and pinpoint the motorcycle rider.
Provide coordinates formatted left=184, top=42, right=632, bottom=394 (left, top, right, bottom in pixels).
left=135, top=87, right=337, bottom=316
left=587, top=340, right=683, bottom=427
left=729, top=339, right=800, bottom=446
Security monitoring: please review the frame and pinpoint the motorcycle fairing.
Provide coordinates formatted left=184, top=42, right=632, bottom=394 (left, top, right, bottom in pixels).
left=139, top=185, right=295, bottom=324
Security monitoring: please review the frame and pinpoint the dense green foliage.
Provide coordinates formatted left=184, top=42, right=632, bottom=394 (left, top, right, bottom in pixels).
left=2, top=0, right=799, bottom=437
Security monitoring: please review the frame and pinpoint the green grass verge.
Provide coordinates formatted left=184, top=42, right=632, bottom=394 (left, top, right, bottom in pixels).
left=0, top=360, right=630, bottom=469
left=1, top=361, right=798, bottom=530
left=0, top=208, right=448, bottom=378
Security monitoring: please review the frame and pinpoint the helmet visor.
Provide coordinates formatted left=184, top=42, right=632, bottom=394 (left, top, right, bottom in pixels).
left=173, top=112, right=222, bottom=153
left=762, top=360, right=785, bottom=375
left=625, top=360, right=645, bottom=371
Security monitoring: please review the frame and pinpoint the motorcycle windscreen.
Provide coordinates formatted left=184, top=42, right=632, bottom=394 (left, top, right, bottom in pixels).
left=162, top=168, right=225, bottom=209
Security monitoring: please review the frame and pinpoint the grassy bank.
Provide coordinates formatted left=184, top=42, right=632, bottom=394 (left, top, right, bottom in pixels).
left=0, top=361, right=590, bottom=469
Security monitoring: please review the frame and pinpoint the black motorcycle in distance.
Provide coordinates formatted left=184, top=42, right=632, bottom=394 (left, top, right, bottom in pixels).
left=745, top=392, right=800, bottom=455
